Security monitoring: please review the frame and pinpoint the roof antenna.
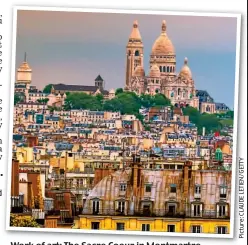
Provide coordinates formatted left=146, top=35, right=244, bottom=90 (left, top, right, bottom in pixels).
left=24, top=52, right=27, bottom=62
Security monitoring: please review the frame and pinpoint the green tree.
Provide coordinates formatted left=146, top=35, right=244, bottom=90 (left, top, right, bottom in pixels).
left=136, top=113, right=144, bottom=123
left=182, top=106, right=224, bottom=134
left=37, top=98, right=49, bottom=104
left=115, top=88, right=124, bottom=95
left=182, top=106, right=201, bottom=124
left=226, top=110, right=234, bottom=119
left=64, top=92, right=102, bottom=111
left=10, top=214, right=40, bottom=228
left=96, top=93, right=104, bottom=103
left=140, top=94, right=154, bottom=108
left=198, top=114, right=222, bottom=134
left=14, top=94, right=23, bottom=105
left=104, top=92, right=140, bottom=115
left=43, top=84, right=53, bottom=93
left=152, top=93, right=171, bottom=107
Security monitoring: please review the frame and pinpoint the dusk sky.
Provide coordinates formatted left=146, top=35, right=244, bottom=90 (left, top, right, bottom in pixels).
left=15, top=10, right=238, bottom=109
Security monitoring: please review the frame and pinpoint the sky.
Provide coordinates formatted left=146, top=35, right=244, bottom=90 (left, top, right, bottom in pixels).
left=15, top=10, right=238, bottom=109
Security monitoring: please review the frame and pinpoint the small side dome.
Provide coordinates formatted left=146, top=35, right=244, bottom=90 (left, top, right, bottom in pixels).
left=149, top=64, right=160, bottom=77
left=134, top=65, right=145, bottom=77
left=179, top=57, right=192, bottom=79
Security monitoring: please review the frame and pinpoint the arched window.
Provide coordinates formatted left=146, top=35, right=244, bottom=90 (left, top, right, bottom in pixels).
left=155, top=89, right=160, bottom=93
left=167, top=66, right=170, bottom=72
left=163, top=66, right=166, bottom=72
left=135, top=50, right=140, bottom=56
left=159, top=66, right=162, bottom=72
left=178, top=88, right=181, bottom=95
left=170, top=67, right=172, bottom=72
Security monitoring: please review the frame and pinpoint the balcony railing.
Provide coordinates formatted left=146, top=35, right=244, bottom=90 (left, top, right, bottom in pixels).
left=10, top=195, right=24, bottom=213
left=81, top=208, right=230, bottom=219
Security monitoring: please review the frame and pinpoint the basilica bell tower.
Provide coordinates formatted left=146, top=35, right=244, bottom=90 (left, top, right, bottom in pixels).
left=125, top=21, right=144, bottom=88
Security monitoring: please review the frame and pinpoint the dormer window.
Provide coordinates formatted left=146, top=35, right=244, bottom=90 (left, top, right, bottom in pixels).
left=92, top=200, right=100, bottom=214
left=217, top=204, right=228, bottom=218
left=145, top=184, right=152, bottom=192
left=195, top=185, right=201, bottom=194
left=170, top=184, right=177, bottom=193
left=120, top=183, right=127, bottom=192
left=220, top=186, right=227, bottom=199
left=117, top=201, right=125, bottom=213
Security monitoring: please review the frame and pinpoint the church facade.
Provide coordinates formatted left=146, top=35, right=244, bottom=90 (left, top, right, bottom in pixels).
left=125, top=20, right=200, bottom=109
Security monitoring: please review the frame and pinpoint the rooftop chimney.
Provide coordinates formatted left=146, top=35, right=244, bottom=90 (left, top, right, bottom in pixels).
left=11, top=159, right=19, bottom=196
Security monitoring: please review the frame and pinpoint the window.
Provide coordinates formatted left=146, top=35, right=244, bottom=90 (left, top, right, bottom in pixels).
left=193, top=204, right=201, bottom=217
left=218, top=204, right=227, bottom=217
left=56, top=194, right=64, bottom=202
left=120, top=183, right=127, bottom=191
left=145, top=184, right=152, bottom=192
left=217, top=226, right=227, bottom=234
left=91, top=222, right=100, bottom=230
left=168, top=205, right=176, bottom=215
left=143, top=205, right=151, bottom=215
left=220, top=187, right=227, bottom=198
left=92, top=200, right=99, bottom=214
left=142, top=224, right=150, bottom=231
left=170, top=184, right=177, bottom=193
left=116, top=223, right=125, bottom=230
left=135, top=50, right=140, bottom=56
left=117, top=201, right=125, bottom=213
left=195, top=185, right=201, bottom=194
left=167, top=225, right=175, bottom=232
left=60, top=210, right=70, bottom=223
left=192, top=225, right=201, bottom=233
